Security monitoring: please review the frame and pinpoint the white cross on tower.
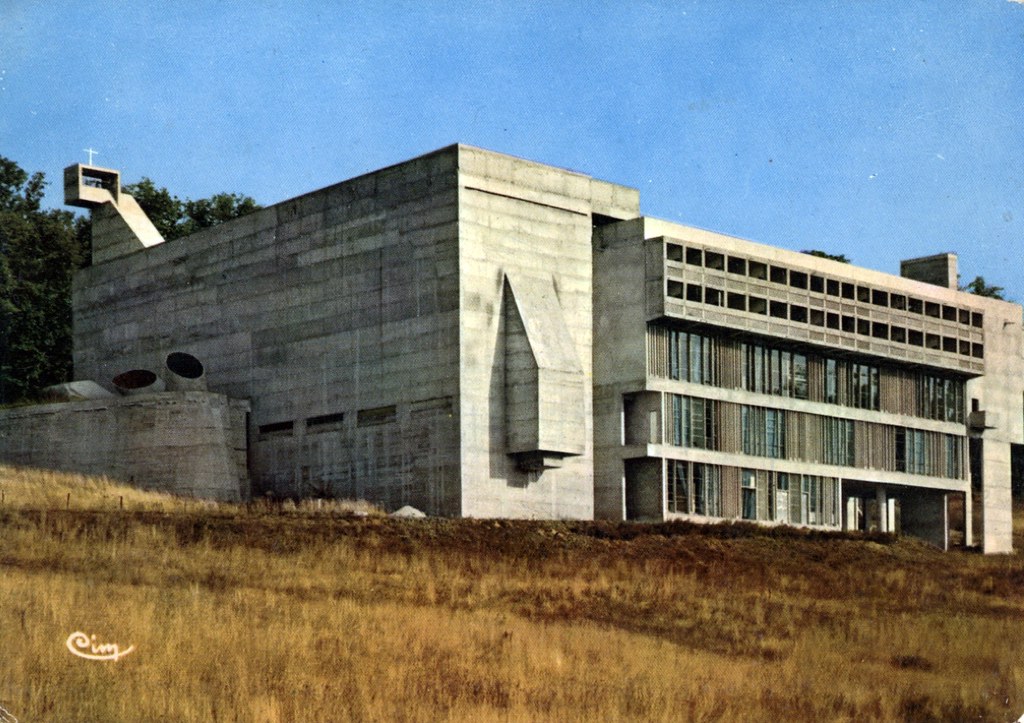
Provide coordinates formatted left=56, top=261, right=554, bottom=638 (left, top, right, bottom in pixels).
left=83, top=148, right=99, bottom=164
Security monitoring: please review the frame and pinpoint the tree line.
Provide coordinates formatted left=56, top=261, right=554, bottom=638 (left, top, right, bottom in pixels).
left=0, top=156, right=259, bottom=404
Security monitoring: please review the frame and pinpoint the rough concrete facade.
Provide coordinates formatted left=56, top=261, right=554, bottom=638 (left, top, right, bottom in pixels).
left=3, top=143, right=1019, bottom=550
left=0, top=392, right=248, bottom=501
left=65, top=146, right=638, bottom=517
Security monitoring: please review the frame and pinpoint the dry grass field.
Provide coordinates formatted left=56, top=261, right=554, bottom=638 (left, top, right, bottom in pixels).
left=1, top=465, right=1024, bottom=722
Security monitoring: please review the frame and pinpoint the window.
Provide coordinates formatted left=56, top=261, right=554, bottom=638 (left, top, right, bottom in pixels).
left=668, top=462, right=721, bottom=516
left=742, top=342, right=808, bottom=399
left=728, top=256, right=746, bottom=275
left=918, top=375, right=964, bottom=423
left=946, top=435, right=963, bottom=479
left=742, top=470, right=757, bottom=520
left=774, top=473, right=790, bottom=523
left=667, top=460, right=688, bottom=513
left=357, top=405, right=397, bottom=426
left=666, top=329, right=716, bottom=385
left=823, top=418, right=855, bottom=466
left=671, top=395, right=715, bottom=449
left=258, top=420, right=293, bottom=436
left=307, top=412, right=345, bottom=430
left=693, top=464, right=722, bottom=516
left=896, top=428, right=927, bottom=474
left=742, top=406, right=786, bottom=458
left=825, top=358, right=838, bottom=404
left=849, top=363, right=880, bottom=410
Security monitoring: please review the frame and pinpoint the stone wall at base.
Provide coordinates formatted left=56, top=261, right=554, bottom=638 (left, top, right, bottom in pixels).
left=0, top=392, right=249, bottom=501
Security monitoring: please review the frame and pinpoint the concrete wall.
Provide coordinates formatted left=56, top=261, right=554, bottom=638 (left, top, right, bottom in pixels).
left=0, top=392, right=248, bottom=501
left=74, top=148, right=463, bottom=514
left=593, top=219, right=654, bottom=520
left=455, top=146, right=638, bottom=518
left=966, top=295, right=1023, bottom=552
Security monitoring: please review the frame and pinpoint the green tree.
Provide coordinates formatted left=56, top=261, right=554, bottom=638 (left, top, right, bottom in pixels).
left=124, top=179, right=259, bottom=241
left=0, top=157, right=87, bottom=404
left=961, top=275, right=1005, bottom=300
left=800, top=249, right=851, bottom=263
left=0, top=159, right=260, bottom=404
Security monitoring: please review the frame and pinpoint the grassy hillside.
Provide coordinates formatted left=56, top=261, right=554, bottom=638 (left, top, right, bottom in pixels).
left=1, top=465, right=1023, bottom=721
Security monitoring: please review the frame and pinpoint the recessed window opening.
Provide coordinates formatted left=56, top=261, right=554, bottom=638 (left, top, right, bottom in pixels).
left=925, top=302, right=941, bottom=318
left=942, top=336, right=957, bottom=353
left=856, top=286, right=870, bottom=303
left=942, top=305, right=957, bottom=321
left=810, top=309, right=825, bottom=326
left=705, top=287, right=723, bottom=306
left=308, top=412, right=345, bottom=428
left=749, top=261, right=768, bottom=280
left=841, top=283, right=855, bottom=300
left=826, top=312, right=840, bottom=329
left=727, top=292, right=746, bottom=311
left=727, top=256, right=746, bottom=275
left=971, top=312, right=983, bottom=328
left=810, top=275, right=825, bottom=293
left=685, top=247, right=703, bottom=266
left=872, top=290, right=888, bottom=307
left=789, top=271, right=808, bottom=289
left=891, top=294, right=906, bottom=310
left=258, top=420, right=293, bottom=435
left=790, top=305, right=808, bottom=323
left=908, top=298, right=923, bottom=314
left=357, top=405, right=397, bottom=426
left=666, top=243, right=683, bottom=262
left=908, top=330, right=924, bottom=346
left=891, top=326, right=906, bottom=343
left=959, top=340, right=971, bottom=355
left=667, top=281, right=685, bottom=299
left=841, top=315, right=855, bottom=333
left=749, top=297, right=767, bottom=315
left=857, top=319, right=870, bottom=336
left=826, top=279, right=840, bottom=296
left=705, top=252, right=725, bottom=270
left=925, top=333, right=941, bottom=350
left=958, top=309, right=970, bottom=325
left=769, top=301, right=787, bottom=318
left=770, top=266, right=787, bottom=284
left=686, top=284, right=703, bottom=302
left=872, top=322, right=888, bottom=339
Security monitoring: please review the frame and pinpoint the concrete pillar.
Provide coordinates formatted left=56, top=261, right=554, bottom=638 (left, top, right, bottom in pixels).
left=845, top=496, right=858, bottom=531
left=964, top=487, right=974, bottom=547
left=876, top=487, right=889, bottom=533
left=982, top=439, right=1014, bottom=553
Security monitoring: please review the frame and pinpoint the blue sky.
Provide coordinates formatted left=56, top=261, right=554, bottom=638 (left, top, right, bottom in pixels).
left=3, top=2, right=1023, bottom=295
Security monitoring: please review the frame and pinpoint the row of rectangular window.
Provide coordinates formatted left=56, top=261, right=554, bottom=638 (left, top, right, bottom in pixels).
left=667, top=281, right=983, bottom=358
left=666, top=394, right=964, bottom=479
left=257, top=405, right=397, bottom=438
left=654, top=327, right=967, bottom=422
left=666, top=460, right=839, bottom=526
left=667, top=242, right=983, bottom=328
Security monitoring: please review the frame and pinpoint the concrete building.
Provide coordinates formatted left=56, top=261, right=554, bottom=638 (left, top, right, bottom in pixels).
left=1, top=144, right=1020, bottom=550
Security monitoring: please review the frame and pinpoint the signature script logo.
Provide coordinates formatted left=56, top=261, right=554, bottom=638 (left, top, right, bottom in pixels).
left=65, top=631, right=135, bottom=662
